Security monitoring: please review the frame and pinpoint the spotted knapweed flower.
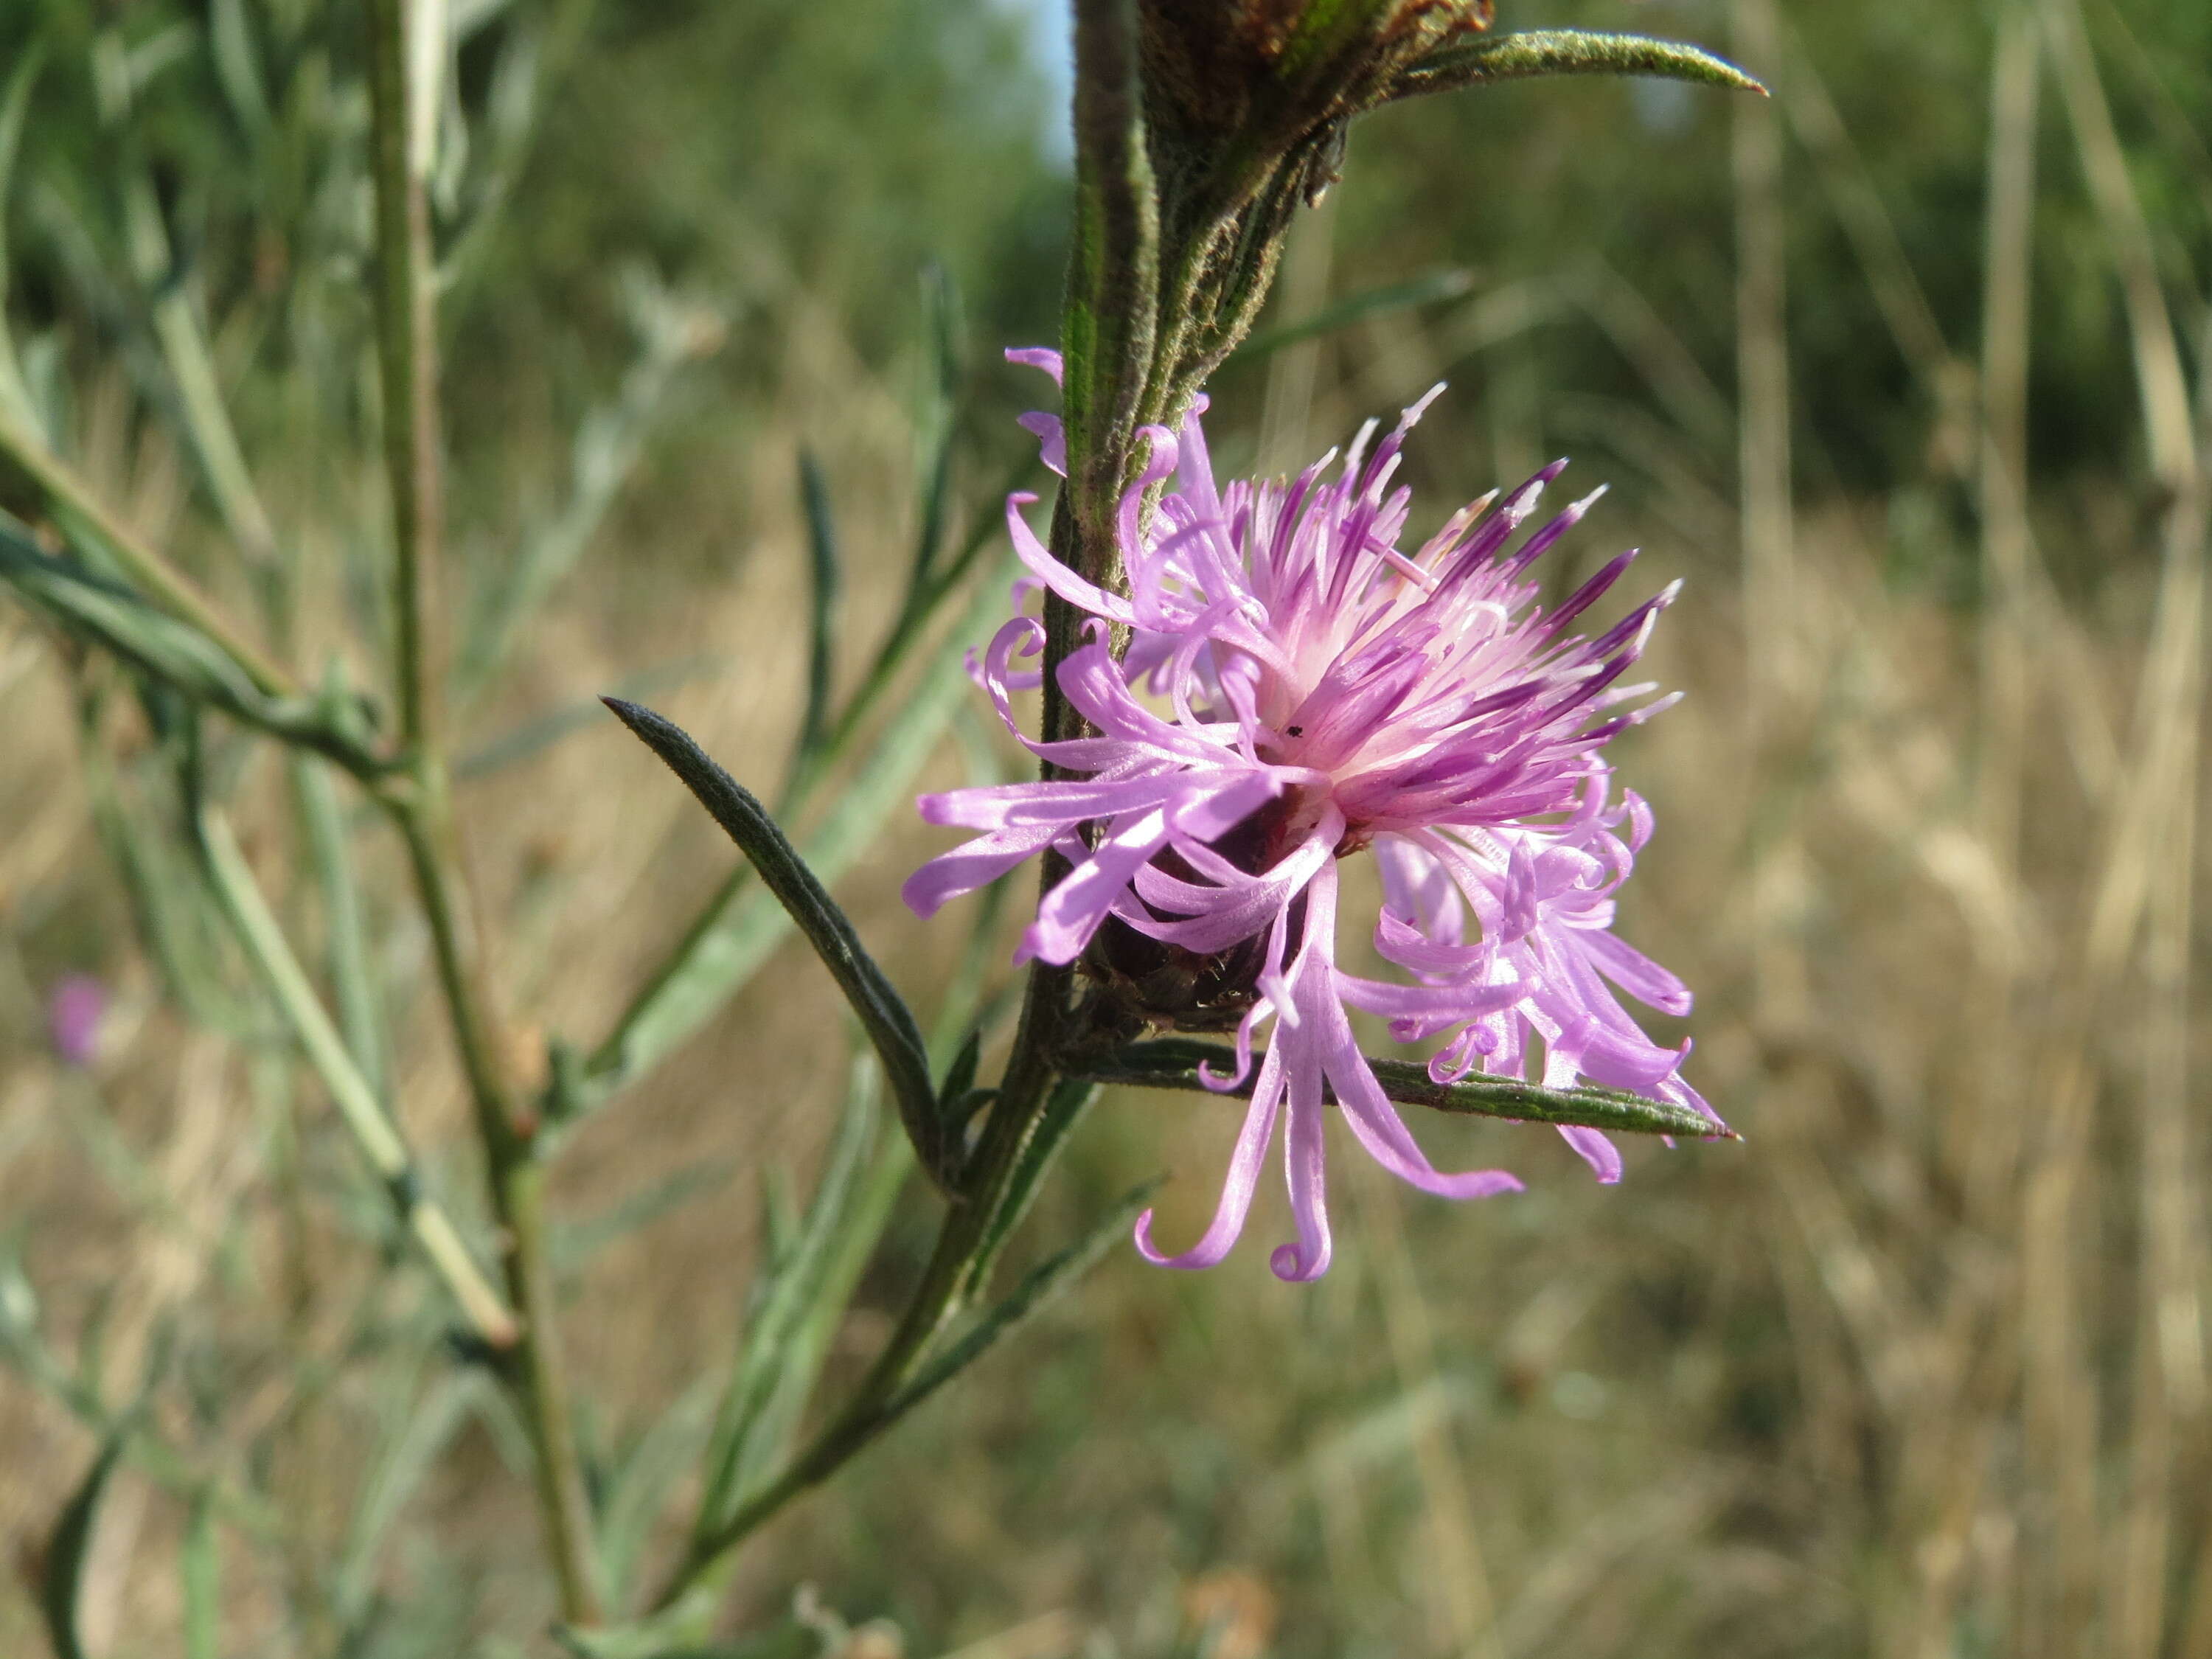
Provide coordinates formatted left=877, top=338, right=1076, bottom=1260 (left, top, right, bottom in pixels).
left=905, top=349, right=1717, bottom=1279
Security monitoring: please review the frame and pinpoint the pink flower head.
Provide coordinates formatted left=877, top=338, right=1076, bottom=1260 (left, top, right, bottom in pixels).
left=48, top=974, right=107, bottom=1068
left=905, top=349, right=1718, bottom=1279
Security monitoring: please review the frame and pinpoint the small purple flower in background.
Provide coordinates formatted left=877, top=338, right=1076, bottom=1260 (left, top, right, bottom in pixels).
left=905, top=350, right=1719, bottom=1280
left=47, top=974, right=108, bottom=1068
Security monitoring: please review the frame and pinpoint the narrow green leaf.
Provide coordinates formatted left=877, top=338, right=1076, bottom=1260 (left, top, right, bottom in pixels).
left=576, top=555, right=1012, bottom=1122
left=0, top=42, right=41, bottom=275
left=907, top=263, right=960, bottom=596
left=556, top=1160, right=739, bottom=1273
left=883, top=1176, right=1157, bottom=1425
left=793, top=448, right=839, bottom=768
left=594, top=1375, right=719, bottom=1615
left=457, top=653, right=727, bottom=781
left=209, top=0, right=272, bottom=135
left=695, top=1058, right=905, bottom=1541
left=195, top=796, right=518, bottom=1343
left=0, top=39, right=46, bottom=425
left=181, top=1491, right=219, bottom=1659
left=754, top=1130, right=909, bottom=1482
left=292, top=749, right=389, bottom=1105
left=456, top=275, right=717, bottom=698
left=603, top=698, right=951, bottom=1187
left=3, top=521, right=253, bottom=700
left=939, top=1029, right=983, bottom=1107
left=0, top=518, right=380, bottom=772
left=80, top=735, right=248, bottom=1034
left=1079, top=1038, right=1734, bottom=1140
left=335, top=1369, right=485, bottom=1624
left=41, top=1425, right=132, bottom=1659
left=964, top=1077, right=1101, bottom=1304
left=1388, top=29, right=1767, bottom=102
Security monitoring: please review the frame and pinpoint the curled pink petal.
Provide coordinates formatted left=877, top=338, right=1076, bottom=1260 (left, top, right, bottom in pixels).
left=1136, top=1063, right=1283, bottom=1270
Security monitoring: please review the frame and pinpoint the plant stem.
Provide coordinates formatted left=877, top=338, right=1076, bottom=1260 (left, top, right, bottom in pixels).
left=364, top=0, right=602, bottom=1624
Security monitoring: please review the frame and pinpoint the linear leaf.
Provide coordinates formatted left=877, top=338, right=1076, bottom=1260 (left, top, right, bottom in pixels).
left=695, top=1066, right=879, bottom=1539
left=906, top=264, right=961, bottom=597
left=291, top=751, right=389, bottom=1103
left=209, top=0, right=271, bottom=135
left=0, top=518, right=379, bottom=771
left=594, top=1375, right=719, bottom=1615
left=80, top=736, right=248, bottom=1034
left=962, top=1077, right=1100, bottom=1306
left=883, top=1177, right=1157, bottom=1425
left=555, top=1160, right=739, bottom=1273
left=197, top=801, right=518, bottom=1342
left=1389, top=29, right=1767, bottom=102
left=603, top=699, right=948, bottom=1186
left=574, top=554, right=1010, bottom=1122
left=181, top=1491, right=219, bottom=1659
left=336, top=1369, right=485, bottom=1624
left=793, top=449, right=839, bottom=768
left=1081, top=1038, right=1733, bottom=1140
left=40, top=1425, right=132, bottom=1659
left=457, top=653, right=727, bottom=781
left=0, top=39, right=45, bottom=424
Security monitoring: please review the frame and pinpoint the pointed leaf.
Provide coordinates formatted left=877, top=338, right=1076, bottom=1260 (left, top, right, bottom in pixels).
left=292, top=749, right=389, bottom=1104
left=41, top=1425, right=132, bottom=1659
left=0, top=519, right=379, bottom=771
left=1389, top=29, right=1767, bottom=102
left=603, top=699, right=950, bottom=1187
left=939, top=1029, right=982, bottom=1109
left=907, top=264, right=960, bottom=595
left=882, top=1176, right=1158, bottom=1425
left=575, top=559, right=1009, bottom=1124
left=209, top=0, right=271, bottom=134
left=0, top=38, right=44, bottom=423
left=963, top=1078, right=1101, bottom=1305
left=695, top=1065, right=878, bottom=1537
left=1082, top=1039, right=1733, bottom=1140
left=181, top=1491, right=219, bottom=1659
left=793, top=448, right=839, bottom=768
left=593, top=1376, right=718, bottom=1615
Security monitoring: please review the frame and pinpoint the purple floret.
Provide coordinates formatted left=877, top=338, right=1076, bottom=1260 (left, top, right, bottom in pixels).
left=48, top=974, right=107, bottom=1068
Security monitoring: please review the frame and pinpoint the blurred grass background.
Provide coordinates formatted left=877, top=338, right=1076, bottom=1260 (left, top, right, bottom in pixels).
left=2, top=0, right=2209, bottom=1654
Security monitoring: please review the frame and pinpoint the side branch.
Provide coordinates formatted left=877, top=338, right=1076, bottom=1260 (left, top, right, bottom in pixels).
left=0, top=408, right=297, bottom=699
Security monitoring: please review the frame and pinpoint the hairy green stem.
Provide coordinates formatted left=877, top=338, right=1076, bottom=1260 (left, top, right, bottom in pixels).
left=364, top=0, right=601, bottom=1624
